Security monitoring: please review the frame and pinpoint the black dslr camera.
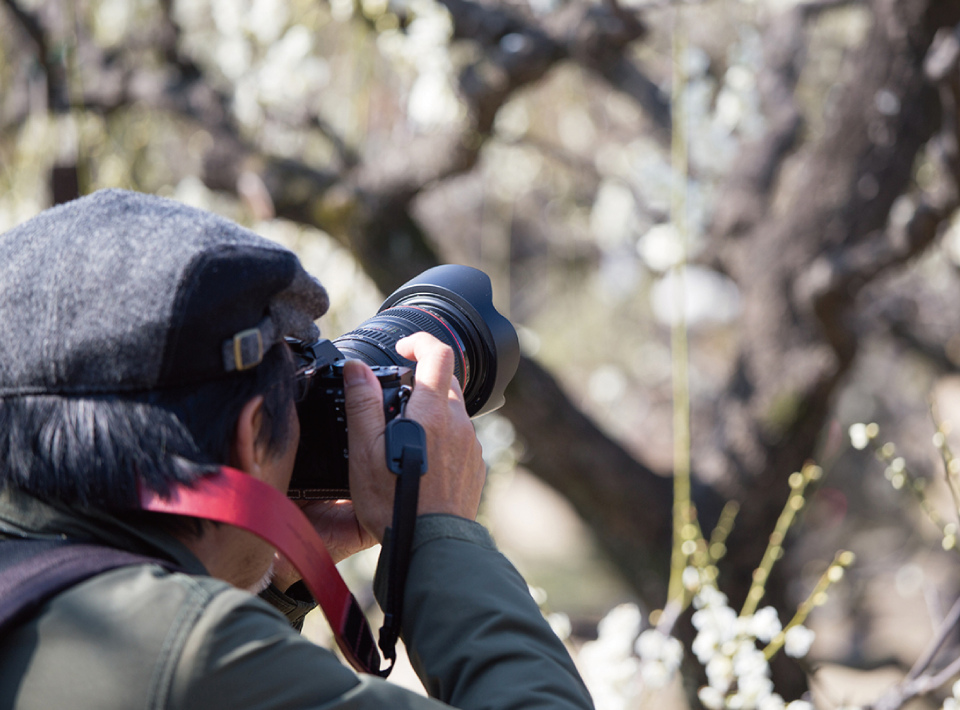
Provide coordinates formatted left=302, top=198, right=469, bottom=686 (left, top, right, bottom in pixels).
left=287, top=265, right=519, bottom=499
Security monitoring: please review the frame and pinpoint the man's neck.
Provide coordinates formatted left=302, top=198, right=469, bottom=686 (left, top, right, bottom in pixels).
left=174, top=522, right=277, bottom=592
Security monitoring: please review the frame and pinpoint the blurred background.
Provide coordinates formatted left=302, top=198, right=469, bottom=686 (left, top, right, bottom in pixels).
left=3, top=0, right=960, bottom=706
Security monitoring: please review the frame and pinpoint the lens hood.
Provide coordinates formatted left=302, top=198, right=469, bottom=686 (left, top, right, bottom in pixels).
left=380, top=265, right=519, bottom=417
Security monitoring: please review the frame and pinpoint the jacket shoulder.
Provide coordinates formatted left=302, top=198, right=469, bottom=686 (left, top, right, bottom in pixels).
left=0, top=563, right=301, bottom=709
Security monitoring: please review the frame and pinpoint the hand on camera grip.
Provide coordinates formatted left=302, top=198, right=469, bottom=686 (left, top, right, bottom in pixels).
left=344, top=333, right=486, bottom=543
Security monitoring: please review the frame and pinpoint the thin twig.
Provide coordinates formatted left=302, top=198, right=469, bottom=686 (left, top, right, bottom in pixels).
left=906, top=595, right=960, bottom=681
left=926, top=652, right=960, bottom=692
left=666, top=0, right=693, bottom=606
left=742, top=465, right=822, bottom=617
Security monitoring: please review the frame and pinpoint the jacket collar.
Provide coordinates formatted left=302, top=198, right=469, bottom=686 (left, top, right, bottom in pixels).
left=0, top=486, right=208, bottom=576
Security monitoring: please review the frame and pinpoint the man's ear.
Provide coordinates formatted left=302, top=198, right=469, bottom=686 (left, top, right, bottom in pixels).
left=231, top=395, right=269, bottom=478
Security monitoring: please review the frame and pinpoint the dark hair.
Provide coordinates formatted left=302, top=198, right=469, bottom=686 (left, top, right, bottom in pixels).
left=0, top=344, right=297, bottom=514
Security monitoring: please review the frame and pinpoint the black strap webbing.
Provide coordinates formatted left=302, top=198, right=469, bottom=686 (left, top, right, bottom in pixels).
left=377, top=448, right=424, bottom=672
left=377, top=398, right=428, bottom=676
left=0, top=539, right=181, bottom=635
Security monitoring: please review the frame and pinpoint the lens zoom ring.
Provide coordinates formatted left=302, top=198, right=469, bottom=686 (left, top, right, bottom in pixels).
left=356, top=307, right=464, bottom=382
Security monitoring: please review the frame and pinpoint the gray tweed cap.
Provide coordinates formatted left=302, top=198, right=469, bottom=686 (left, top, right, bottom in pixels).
left=0, top=188, right=329, bottom=396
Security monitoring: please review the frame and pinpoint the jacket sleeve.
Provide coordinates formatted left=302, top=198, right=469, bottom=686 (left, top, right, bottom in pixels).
left=169, top=515, right=593, bottom=710
left=380, top=514, right=595, bottom=710
left=168, top=582, right=453, bottom=710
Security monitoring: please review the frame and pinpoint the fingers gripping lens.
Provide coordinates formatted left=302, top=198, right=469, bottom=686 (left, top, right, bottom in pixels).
left=333, top=306, right=468, bottom=393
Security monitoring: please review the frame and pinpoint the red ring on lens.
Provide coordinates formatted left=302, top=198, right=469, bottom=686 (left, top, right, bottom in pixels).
left=385, top=305, right=467, bottom=380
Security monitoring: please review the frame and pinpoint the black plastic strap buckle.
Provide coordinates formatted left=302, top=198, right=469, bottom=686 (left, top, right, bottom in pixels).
left=385, top=419, right=428, bottom=477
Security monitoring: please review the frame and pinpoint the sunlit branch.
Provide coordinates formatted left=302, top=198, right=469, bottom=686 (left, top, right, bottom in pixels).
left=667, top=0, right=693, bottom=607
left=741, top=465, right=822, bottom=618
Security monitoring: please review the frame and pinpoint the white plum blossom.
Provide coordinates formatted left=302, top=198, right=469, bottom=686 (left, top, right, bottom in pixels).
left=375, top=0, right=464, bottom=130
left=597, top=603, right=642, bottom=654
left=650, top=266, right=742, bottom=328
left=635, top=629, right=681, bottom=666
left=408, top=71, right=461, bottom=128
left=635, top=629, right=684, bottom=689
left=732, top=644, right=768, bottom=680
left=848, top=422, right=879, bottom=451
left=592, top=180, right=637, bottom=248
left=705, top=654, right=735, bottom=693
left=639, top=660, right=671, bottom=689
left=749, top=607, right=782, bottom=643
left=547, top=612, right=572, bottom=641
left=578, top=639, right=639, bottom=710
left=578, top=604, right=643, bottom=710
left=688, top=584, right=819, bottom=710
left=582, top=579, right=822, bottom=709
left=692, top=599, right=739, bottom=664
left=637, top=223, right=684, bottom=272
left=783, top=625, right=815, bottom=658
left=692, top=601, right=738, bottom=634
left=580, top=604, right=689, bottom=705
left=732, top=667, right=774, bottom=709
left=849, top=423, right=870, bottom=450
left=728, top=644, right=774, bottom=710
left=700, top=686, right=726, bottom=709
left=695, top=584, right=729, bottom=609
left=682, top=565, right=702, bottom=591
left=942, top=679, right=960, bottom=710
left=758, top=694, right=785, bottom=710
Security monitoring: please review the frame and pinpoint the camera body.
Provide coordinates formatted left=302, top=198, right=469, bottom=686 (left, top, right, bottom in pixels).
left=287, top=339, right=414, bottom=499
left=286, top=265, right=519, bottom=500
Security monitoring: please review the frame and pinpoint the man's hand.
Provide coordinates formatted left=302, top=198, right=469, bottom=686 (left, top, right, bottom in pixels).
left=344, top=332, right=486, bottom=542
left=271, top=499, right=378, bottom=592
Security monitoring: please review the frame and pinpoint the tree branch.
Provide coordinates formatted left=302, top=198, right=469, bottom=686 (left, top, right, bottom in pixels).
left=0, top=0, right=65, bottom=111
left=443, top=0, right=671, bottom=135
left=707, top=1, right=960, bottom=696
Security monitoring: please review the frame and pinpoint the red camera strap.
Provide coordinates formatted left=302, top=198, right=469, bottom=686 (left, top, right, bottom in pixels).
left=139, top=467, right=387, bottom=676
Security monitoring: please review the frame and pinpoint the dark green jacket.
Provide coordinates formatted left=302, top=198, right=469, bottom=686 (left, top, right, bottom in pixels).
left=0, top=489, right=593, bottom=710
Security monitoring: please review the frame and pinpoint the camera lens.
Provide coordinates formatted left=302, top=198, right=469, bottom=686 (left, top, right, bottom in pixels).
left=333, top=265, right=519, bottom=417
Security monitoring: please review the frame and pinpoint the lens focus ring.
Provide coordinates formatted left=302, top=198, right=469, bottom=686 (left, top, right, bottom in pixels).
left=334, top=306, right=467, bottom=386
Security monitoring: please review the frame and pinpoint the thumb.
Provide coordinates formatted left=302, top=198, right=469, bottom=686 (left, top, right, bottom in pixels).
left=342, top=358, right=392, bottom=540
left=342, top=359, right=385, bottom=437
